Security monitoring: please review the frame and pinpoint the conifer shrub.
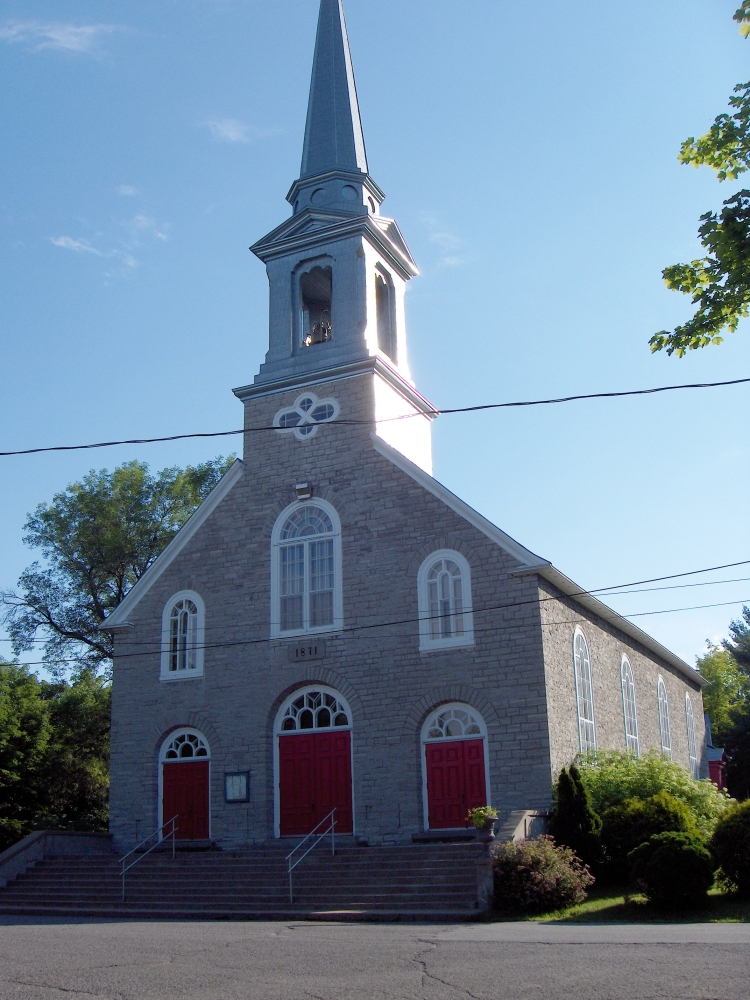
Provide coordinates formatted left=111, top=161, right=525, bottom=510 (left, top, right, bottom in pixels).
left=629, top=832, right=715, bottom=908
left=491, top=836, right=595, bottom=914
left=600, top=791, right=698, bottom=879
left=710, top=800, right=750, bottom=897
left=548, top=764, right=602, bottom=866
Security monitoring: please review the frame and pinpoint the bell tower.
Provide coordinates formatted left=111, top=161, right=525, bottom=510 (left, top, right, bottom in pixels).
left=234, top=0, right=435, bottom=472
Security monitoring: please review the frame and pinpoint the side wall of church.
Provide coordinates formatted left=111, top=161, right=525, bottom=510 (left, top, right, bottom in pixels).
left=109, top=372, right=559, bottom=851
left=538, top=581, right=707, bottom=779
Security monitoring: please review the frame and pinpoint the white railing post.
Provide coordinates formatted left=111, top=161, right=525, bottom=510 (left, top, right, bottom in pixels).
left=286, top=808, right=337, bottom=905
left=120, top=815, right=179, bottom=903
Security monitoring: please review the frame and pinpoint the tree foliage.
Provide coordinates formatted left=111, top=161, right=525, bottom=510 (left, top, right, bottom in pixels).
left=576, top=749, right=732, bottom=838
left=650, top=5, right=750, bottom=356
left=0, top=659, right=110, bottom=851
left=698, top=642, right=749, bottom=734
left=0, top=457, right=234, bottom=678
left=715, top=607, right=750, bottom=801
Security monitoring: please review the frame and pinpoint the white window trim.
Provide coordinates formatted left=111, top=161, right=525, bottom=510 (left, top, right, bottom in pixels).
left=159, top=590, right=205, bottom=681
left=657, top=676, right=672, bottom=758
left=620, top=655, right=640, bottom=756
left=417, top=549, right=475, bottom=652
left=419, top=702, right=491, bottom=831
left=272, top=685, right=354, bottom=839
left=270, top=499, right=343, bottom=639
left=686, top=693, right=699, bottom=778
left=157, top=728, right=211, bottom=839
left=573, top=626, right=597, bottom=754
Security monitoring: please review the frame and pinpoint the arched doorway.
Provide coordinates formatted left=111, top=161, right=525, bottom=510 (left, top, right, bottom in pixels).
left=275, top=686, right=353, bottom=837
left=421, top=704, right=489, bottom=830
left=160, top=729, right=210, bottom=841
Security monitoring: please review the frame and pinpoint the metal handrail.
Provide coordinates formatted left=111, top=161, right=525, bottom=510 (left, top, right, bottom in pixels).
left=285, top=808, right=337, bottom=903
left=120, top=815, right=179, bottom=902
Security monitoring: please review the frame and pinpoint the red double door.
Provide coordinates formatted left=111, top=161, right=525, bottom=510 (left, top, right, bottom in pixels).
left=162, top=761, right=210, bottom=840
left=279, top=731, right=353, bottom=836
left=425, top=739, right=486, bottom=829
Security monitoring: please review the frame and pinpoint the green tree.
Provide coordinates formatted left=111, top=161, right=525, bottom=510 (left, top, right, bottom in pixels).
left=719, top=607, right=750, bottom=800
left=0, top=659, right=111, bottom=851
left=697, top=642, right=748, bottom=733
left=650, top=4, right=750, bottom=356
left=0, top=659, right=51, bottom=850
left=549, top=764, right=602, bottom=866
left=0, top=457, right=234, bottom=678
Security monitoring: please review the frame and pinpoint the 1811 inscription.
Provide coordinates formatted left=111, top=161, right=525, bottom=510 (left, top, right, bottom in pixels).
left=288, top=641, right=326, bottom=662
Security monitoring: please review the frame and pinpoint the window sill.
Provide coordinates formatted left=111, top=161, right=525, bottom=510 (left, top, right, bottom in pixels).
left=272, top=625, right=342, bottom=640
left=160, top=672, right=204, bottom=683
left=419, top=636, right=475, bottom=654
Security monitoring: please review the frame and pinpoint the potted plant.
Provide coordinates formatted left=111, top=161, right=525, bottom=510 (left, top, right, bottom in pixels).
left=467, top=806, right=498, bottom=848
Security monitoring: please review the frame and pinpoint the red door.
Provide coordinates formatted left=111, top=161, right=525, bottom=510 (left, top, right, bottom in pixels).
left=162, top=761, right=210, bottom=840
left=426, top=739, right=486, bottom=829
left=279, top=731, right=352, bottom=835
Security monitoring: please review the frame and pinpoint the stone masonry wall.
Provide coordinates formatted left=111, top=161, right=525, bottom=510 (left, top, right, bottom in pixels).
left=538, top=579, right=707, bottom=780
left=109, top=370, right=557, bottom=851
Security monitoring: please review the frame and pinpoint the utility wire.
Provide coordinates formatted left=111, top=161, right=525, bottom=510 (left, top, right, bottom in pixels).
left=1, top=376, right=748, bottom=458
left=7, top=561, right=749, bottom=665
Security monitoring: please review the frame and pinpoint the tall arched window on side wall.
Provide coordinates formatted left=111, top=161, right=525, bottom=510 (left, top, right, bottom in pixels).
left=417, top=550, right=474, bottom=651
left=271, top=500, right=343, bottom=638
left=573, top=628, right=596, bottom=753
left=620, top=656, right=640, bottom=755
left=685, top=693, right=699, bottom=778
left=160, top=591, right=205, bottom=680
left=657, top=676, right=672, bottom=758
left=375, top=267, right=397, bottom=362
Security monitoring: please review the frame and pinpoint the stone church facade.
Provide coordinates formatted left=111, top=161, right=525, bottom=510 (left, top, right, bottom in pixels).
left=104, top=0, right=707, bottom=852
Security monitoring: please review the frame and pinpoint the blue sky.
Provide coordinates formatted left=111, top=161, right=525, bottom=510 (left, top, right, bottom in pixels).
left=1, top=0, right=749, bottom=671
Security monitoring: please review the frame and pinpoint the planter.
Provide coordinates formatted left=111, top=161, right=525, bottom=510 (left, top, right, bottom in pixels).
left=475, top=817, right=496, bottom=853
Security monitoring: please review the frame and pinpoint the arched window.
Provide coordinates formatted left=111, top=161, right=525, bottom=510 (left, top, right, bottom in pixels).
left=271, top=500, right=343, bottom=638
left=276, top=689, right=352, bottom=733
left=161, top=729, right=210, bottom=761
left=573, top=628, right=596, bottom=753
left=160, top=591, right=205, bottom=680
left=685, top=693, right=699, bottom=778
left=417, top=550, right=474, bottom=651
left=620, top=656, right=639, bottom=755
left=422, top=705, right=486, bottom=742
left=657, top=676, right=672, bottom=758
left=375, top=267, right=397, bottom=362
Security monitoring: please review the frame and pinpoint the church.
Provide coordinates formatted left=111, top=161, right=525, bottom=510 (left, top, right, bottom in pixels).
left=103, top=0, right=707, bottom=852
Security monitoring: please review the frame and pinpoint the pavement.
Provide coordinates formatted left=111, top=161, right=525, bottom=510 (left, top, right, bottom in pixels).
left=0, top=917, right=748, bottom=999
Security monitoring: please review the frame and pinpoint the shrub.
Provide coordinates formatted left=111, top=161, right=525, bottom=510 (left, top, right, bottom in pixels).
left=710, top=800, right=750, bottom=897
left=576, top=749, right=732, bottom=838
left=601, top=791, right=698, bottom=878
left=629, top=832, right=715, bottom=908
left=491, top=835, right=595, bottom=914
left=549, top=764, right=602, bottom=866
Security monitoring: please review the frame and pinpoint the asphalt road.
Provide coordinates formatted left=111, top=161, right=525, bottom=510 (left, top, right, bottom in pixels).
left=0, top=918, right=748, bottom=1000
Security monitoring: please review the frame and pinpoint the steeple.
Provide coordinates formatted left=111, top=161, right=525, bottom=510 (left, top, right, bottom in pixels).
left=240, top=0, right=435, bottom=473
left=300, top=0, right=368, bottom=180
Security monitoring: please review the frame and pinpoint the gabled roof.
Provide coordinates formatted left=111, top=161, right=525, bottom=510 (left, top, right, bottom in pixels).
left=301, top=0, right=368, bottom=179
left=371, top=433, right=706, bottom=687
left=100, top=460, right=245, bottom=630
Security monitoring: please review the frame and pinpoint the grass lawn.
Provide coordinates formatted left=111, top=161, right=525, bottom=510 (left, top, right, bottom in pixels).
left=480, top=884, right=750, bottom=923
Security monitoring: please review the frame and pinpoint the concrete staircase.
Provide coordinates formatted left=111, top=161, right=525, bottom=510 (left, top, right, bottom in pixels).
left=0, top=840, right=481, bottom=921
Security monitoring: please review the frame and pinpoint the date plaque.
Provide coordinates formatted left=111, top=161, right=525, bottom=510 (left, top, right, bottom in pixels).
left=288, top=641, right=326, bottom=662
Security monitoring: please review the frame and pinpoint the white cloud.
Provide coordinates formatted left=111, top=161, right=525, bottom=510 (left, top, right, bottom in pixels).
left=201, top=119, right=282, bottom=144
left=50, top=236, right=103, bottom=255
left=0, top=21, right=124, bottom=55
left=116, top=185, right=138, bottom=197
left=421, top=212, right=466, bottom=267
left=204, top=118, right=251, bottom=143
left=123, top=213, right=169, bottom=243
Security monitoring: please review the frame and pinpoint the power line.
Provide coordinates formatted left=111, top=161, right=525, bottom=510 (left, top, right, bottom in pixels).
left=7, top=566, right=749, bottom=666
left=1, top=376, right=747, bottom=458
